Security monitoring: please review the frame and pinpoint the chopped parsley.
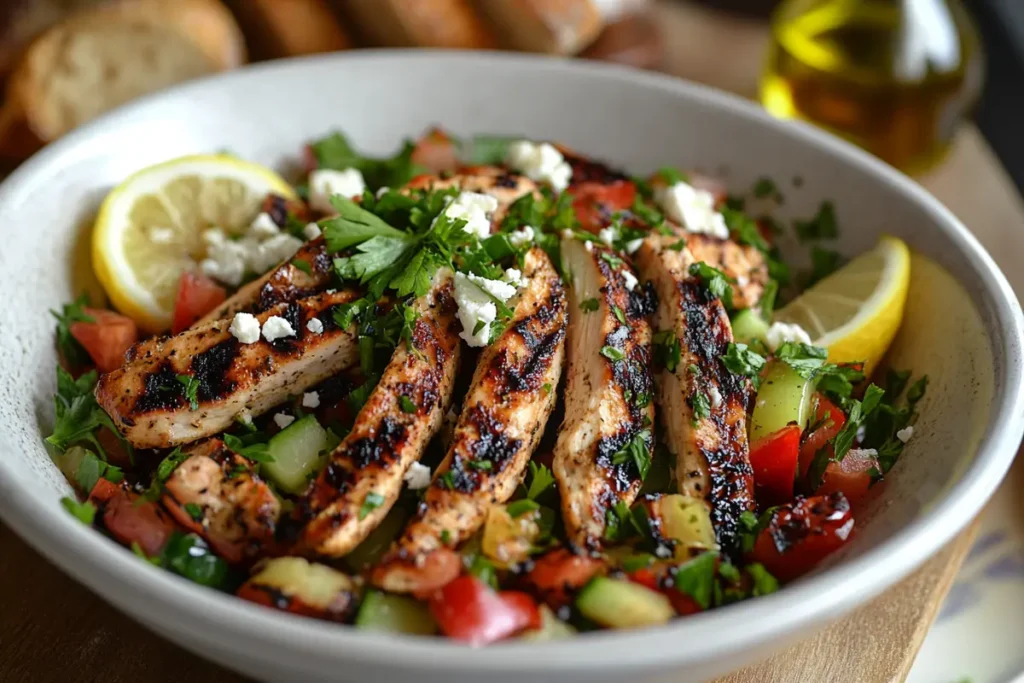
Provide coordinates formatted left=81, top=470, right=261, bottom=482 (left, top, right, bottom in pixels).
left=526, top=462, right=556, bottom=500
left=60, top=496, right=96, bottom=525
left=612, top=305, right=627, bottom=325
left=600, top=252, right=624, bottom=269
left=753, top=177, right=781, bottom=200
left=73, top=449, right=123, bottom=494
left=672, top=551, right=717, bottom=609
left=691, top=392, right=712, bottom=425
left=222, top=433, right=275, bottom=464
left=794, top=200, right=838, bottom=242
left=308, top=131, right=425, bottom=189
left=160, top=532, right=229, bottom=588
left=721, top=343, right=766, bottom=381
left=600, top=345, right=625, bottom=361
left=688, top=262, right=735, bottom=309
left=176, top=374, right=201, bottom=410
left=437, top=471, right=456, bottom=490
left=359, top=491, right=385, bottom=520
left=46, top=367, right=130, bottom=462
left=50, top=294, right=93, bottom=367
left=542, top=383, right=553, bottom=394
left=805, top=246, right=844, bottom=287
left=610, top=429, right=653, bottom=480
left=580, top=297, right=599, bottom=313
left=653, top=330, right=681, bottom=372
left=399, top=396, right=417, bottom=413
left=668, top=238, right=687, bottom=251
left=291, top=258, right=312, bottom=275
left=183, top=503, right=204, bottom=522
left=774, top=342, right=829, bottom=378
left=656, top=167, right=689, bottom=185
left=440, top=529, right=451, bottom=544
left=467, top=459, right=493, bottom=471
left=506, top=498, right=540, bottom=518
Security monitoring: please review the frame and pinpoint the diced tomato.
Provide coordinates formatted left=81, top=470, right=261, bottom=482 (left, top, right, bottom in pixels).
left=749, top=424, right=802, bottom=505
left=69, top=307, right=138, bottom=373
left=411, top=127, right=459, bottom=173
left=571, top=180, right=637, bottom=232
left=798, top=396, right=847, bottom=478
left=172, top=272, right=227, bottom=334
left=429, top=575, right=540, bottom=645
left=628, top=566, right=702, bottom=616
left=817, top=449, right=878, bottom=505
left=89, top=480, right=175, bottom=557
left=524, top=548, right=604, bottom=607
left=301, top=144, right=318, bottom=174
left=749, top=493, right=854, bottom=583
left=95, top=427, right=132, bottom=468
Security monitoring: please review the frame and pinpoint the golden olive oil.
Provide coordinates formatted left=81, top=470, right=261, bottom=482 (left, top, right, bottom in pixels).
left=761, top=0, right=983, bottom=174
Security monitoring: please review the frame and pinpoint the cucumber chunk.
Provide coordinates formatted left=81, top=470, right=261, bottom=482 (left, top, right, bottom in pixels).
left=355, top=590, right=437, bottom=635
left=657, top=494, right=717, bottom=555
left=730, top=308, right=770, bottom=346
left=520, top=605, right=577, bottom=641
left=749, top=359, right=815, bottom=442
left=344, top=504, right=410, bottom=572
left=575, top=577, right=675, bottom=628
left=263, top=415, right=329, bottom=493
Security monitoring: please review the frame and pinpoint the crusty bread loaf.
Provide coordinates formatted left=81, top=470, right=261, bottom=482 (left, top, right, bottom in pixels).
left=0, top=0, right=108, bottom=81
left=338, top=0, right=497, bottom=48
left=476, top=0, right=603, bottom=54
left=222, top=0, right=351, bottom=61
left=4, top=0, right=245, bottom=143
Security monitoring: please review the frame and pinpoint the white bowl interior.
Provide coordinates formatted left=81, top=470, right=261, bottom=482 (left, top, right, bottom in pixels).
left=0, top=52, right=1020, bottom=683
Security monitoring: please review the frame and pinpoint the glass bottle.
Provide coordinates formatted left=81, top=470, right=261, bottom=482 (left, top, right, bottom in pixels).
left=760, top=0, right=984, bottom=174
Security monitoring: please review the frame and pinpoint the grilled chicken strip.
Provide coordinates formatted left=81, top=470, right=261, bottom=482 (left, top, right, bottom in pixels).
left=162, top=438, right=280, bottom=564
left=97, top=289, right=361, bottom=448
left=290, top=270, right=462, bottom=557
left=200, top=168, right=538, bottom=326
left=634, top=231, right=755, bottom=557
left=373, top=248, right=567, bottom=593
left=685, top=232, right=768, bottom=310
left=554, top=238, right=655, bottom=549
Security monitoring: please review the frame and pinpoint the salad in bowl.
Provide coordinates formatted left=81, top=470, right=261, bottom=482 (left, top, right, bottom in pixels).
left=46, top=126, right=926, bottom=644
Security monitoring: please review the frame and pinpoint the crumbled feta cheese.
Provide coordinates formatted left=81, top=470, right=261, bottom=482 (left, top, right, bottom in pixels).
left=654, top=181, right=729, bottom=240
left=654, top=544, right=673, bottom=559
left=303, top=222, right=322, bottom=240
left=503, top=268, right=526, bottom=289
left=442, top=191, right=499, bottom=240
left=467, top=272, right=517, bottom=302
left=625, top=238, right=644, bottom=254
left=584, top=240, right=594, bottom=253
left=856, top=424, right=866, bottom=443
left=708, top=385, right=723, bottom=409
left=847, top=448, right=878, bottom=460
left=308, top=168, right=366, bottom=213
left=302, top=391, right=320, bottom=409
left=622, top=270, right=639, bottom=291
left=149, top=226, right=175, bottom=244
left=453, top=272, right=497, bottom=347
left=252, top=233, right=304, bottom=273
left=262, top=315, right=296, bottom=342
left=598, top=225, right=618, bottom=246
left=236, top=409, right=253, bottom=427
left=403, top=462, right=432, bottom=490
left=273, top=413, right=295, bottom=430
left=249, top=212, right=280, bottom=239
left=376, top=186, right=391, bottom=198
left=561, top=229, right=574, bottom=239
left=896, top=425, right=915, bottom=443
left=201, top=238, right=248, bottom=286
left=228, top=312, right=261, bottom=344
left=306, top=318, right=324, bottom=334
left=202, top=228, right=227, bottom=247
left=505, top=140, right=572, bottom=193
left=508, top=225, right=535, bottom=247
left=736, top=274, right=750, bottom=287
left=764, top=321, right=812, bottom=352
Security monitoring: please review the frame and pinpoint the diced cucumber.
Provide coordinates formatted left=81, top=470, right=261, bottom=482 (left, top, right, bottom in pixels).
left=730, top=308, right=770, bottom=346
left=575, top=577, right=675, bottom=629
left=355, top=590, right=437, bottom=635
left=264, top=415, right=329, bottom=493
left=344, top=504, right=410, bottom=572
left=749, top=359, right=815, bottom=442
left=657, top=494, right=717, bottom=555
left=520, top=605, right=577, bottom=641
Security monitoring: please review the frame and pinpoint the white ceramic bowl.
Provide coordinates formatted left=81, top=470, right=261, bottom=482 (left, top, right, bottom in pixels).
left=0, top=52, right=1021, bottom=683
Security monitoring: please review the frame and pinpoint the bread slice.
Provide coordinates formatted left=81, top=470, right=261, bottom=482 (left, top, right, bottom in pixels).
left=222, top=0, right=351, bottom=61
left=477, top=0, right=603, bottom=54
left=338, top=0, right=497, bottom=48
left=5, top=0, right=245, bottom=142
left=0, top=0, right=107, bottom=81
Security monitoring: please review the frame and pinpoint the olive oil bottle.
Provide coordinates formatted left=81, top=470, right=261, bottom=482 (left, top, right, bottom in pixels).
left=761, top=0, right=984, bottom=174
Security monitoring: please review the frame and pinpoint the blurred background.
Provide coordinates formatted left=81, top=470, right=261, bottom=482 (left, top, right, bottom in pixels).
left=0, top=0, right=1020, bottom=187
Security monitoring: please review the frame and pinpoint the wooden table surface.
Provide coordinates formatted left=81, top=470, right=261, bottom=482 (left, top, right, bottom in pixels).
left=4, top=2, right=1024, bottom=683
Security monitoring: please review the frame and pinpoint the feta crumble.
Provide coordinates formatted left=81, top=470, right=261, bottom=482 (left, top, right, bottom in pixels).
left=453, top=272, right=497, bottom=347
left=251, top=233, right=304, bottom=273
left=654, top=181, right=729, bottom=240
left=249, top=212, right=280, bottom=239
left=306, top=318, right=324, bottom=334
left=229, top=312, right=261, bottom=344
left=149, top=226, right=175, bottom=244
left=302, top=391, right=320, bottom=409
left=467, top=272, right=517, bottom=302
left=200, top=236, right=248, bottom=287
left=598, top=225, right=618, bottom=246
left=262, top=315, right=296, bottom=342
left=403, top=462, right=432, bottom=490
left=303, top=222, right=322, bottom=240
left=561, top=229, right=574, bottom=239
left=896, top=425, right=914, bottom=443
left=708, top=385, right=723, bottom=409
left=622, top=270, right=639, bottom=291
left=505, top=141, right=572, bottom=193
left=441, top=191, right=498, bottom=240
left=273, top=413, right=296, bottom=430
left=847, top=447, right=878, bottom=460
left=764, top=321, right=812, bottom=352
left=584, top=241, right=594, bottom=253
left=508, top=225, right=535, bottom=247
left=654, top=544, right=673, bottom=559
left=503, top=268, right=526, bottom=289
left=308, top=168, right=366, bottom=213
left=625, top=238, right=644, bottom=254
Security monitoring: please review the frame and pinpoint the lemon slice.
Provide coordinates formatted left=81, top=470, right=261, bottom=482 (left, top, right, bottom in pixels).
left=774, top=235, right=911, bottom=373
left=92, top=155, right=296, bottom=332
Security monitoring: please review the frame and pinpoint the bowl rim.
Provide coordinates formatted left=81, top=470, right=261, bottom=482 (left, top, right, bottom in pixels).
left=1, top=49, right=1022, bottom=674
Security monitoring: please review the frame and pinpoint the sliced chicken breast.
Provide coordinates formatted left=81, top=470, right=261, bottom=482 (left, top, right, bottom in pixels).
left=634, top=231, right=755, bottom=557
left=373, top=248, right=567, bottom=592
left=685, top=232, right=768, bottom=310
left=161, top=438, right=280, bottom=564
left=96, top=289, right=361, bottom=449
left=290, top=270, right=462, bottom=557
left=405, top=166, right=539, bottom=225
left=553, top=238, right=655, bottom=549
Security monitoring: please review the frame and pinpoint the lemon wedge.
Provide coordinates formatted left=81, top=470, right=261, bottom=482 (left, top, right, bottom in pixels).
left=774, top=235, right=911, bottom=373
left=91, top=155, right=296, bottom=332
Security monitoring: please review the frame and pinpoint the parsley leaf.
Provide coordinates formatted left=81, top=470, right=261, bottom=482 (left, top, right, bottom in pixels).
left=399, top=396, right=417, bottom=413
left=672, top=551, right=717, bottom=609
left=580, top=298, right=599, bottom=313
left=507, top=498, right=540, bottom=518
left=359, top=491, right=385, bottom=520
left=794, top=201, right=838, bottom=242
left=656, top=167, right=689, bottom=185
left=184, top=502, right=204, bottom=522
left=747, top=563, right=780, bottom=596
left=309, top=131, right=425, bottom=189
left=774, top=342, right=829, bottom=378
left=526, top=462, right=556, bottom=500
left=61, top=497, right=96, bottom=525
left=222, top=433, right=275, bottom=464
left=610, top=429, right=653, bottom=480
left=721, top=343, right=766, bottom=380
left=758, top=279, right=779, bottom=321
left=458, top=135, right=518, bottom=165
left=46, top=367, right=129, bottom=461
left=753, top=177, right=780, bottom=200
left=600, top=345, right=625, bottom=361
left=652, top=330, right=681, bottom=372
left=612, top=305, right=627, bottom=325
left=691, top=392, right=711, bottom=425
left=805, top=246, right=844, bottom=287
left=322, top=196, right=410, bottom=252
left=50, top=295, right=93, bottom=367
left=688, top=262, right=735, bottom=309
left=176, top=374, right=200, bottom=410
left=291, top=258, right=312, bottom=275
left=722, top=208, right=769, bottom=253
